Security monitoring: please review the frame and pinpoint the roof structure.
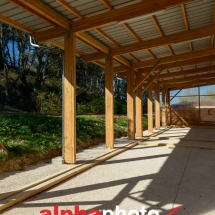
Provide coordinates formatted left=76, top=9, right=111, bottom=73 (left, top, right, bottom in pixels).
left=2, top=0, right=215, bottom=163
left=1, top=0, right=215, bottom=91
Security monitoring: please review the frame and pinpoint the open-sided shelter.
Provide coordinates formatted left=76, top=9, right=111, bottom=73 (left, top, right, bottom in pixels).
left=1, top=0, right=215, bottom=164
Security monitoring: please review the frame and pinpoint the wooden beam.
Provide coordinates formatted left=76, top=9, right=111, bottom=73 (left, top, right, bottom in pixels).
left=151, top=15, right=164, bottom=36
left=159, top=72, right=215, bottom=85
left=165, top=78, right=215, bottom=89
left=147, top=85, right=153, bottom=133
left=162, top=88, right=166, bottom=128
left=0, top=14, right=34, bottom=34
left=169, top=81, right=215, bottom=90
left=122, top=23, right=141, bottom=42
left=138, top=54, right=215, bottom=75
left=128, top=53, right=140, bottom=62
left=133, top=59, right=161, bottom=92
left=155, top=84, right=160, bottom=130
left=9, top=0, right=68, bottom=28
left=170, top=89, right=182, bottom=102
left=105, top=54, right=114, bottom=148
left=83, top=24, right=215, bottom=61
left=30, top=0, right=195, bottom=41
left=142, top=65, right=166, bottom=93
left=56, top=0, right=84, bottom=19
left=136, top=74, right=143, bottom=137
left=181, top=4, right=189, bottom=31
left=134, top=47, right=215, bottom=70
left=127, top=67, right=135, bottom=140
left=111, top=25, right=215, bottom=56
left=166, top=89, right=171, bottom=125
left=64, top=32, right=76, bottom=164
left=71, top=0, right=194, bottom=32
left=94, top=28, right=120, bottom=47
left=100, top=0, right=113, bottom=11
left=9, top=0, right=58, bottom=27
left=77, top=32, right=109, bottom=53
left=147, top=49, right=157, bottom=59
left=33, top=27, right=66, bottom=42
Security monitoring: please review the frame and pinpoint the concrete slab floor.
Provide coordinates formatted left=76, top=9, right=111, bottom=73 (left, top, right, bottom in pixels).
left=0, top=137, right=136, bottom=199
left=1, top=127, right=215, bottom=215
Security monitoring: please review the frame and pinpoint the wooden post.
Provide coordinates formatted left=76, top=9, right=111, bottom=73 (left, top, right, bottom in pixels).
left=166, top=89, right=170, bottom=125
left=136, top=83, right=143, bottom=137
left=105, top=54, right=114, bottom=148
left=198, top=86, right=201, bottom=125
left=64, top=32, right=76, bottom=164
left=155, top=84, right=160, bottom=130
left=127, top=67, right=135, bottom=140
left=148, top=85, right=153, bottom=133
left=162, top=88, right=166, bottom=128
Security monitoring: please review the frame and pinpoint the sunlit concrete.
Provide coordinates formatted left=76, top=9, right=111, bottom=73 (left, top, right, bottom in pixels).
left=2, top=127, right=215, bottom=215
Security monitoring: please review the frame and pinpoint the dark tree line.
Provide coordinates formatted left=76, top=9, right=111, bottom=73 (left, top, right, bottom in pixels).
left=0, top=22, right=149, bottom=114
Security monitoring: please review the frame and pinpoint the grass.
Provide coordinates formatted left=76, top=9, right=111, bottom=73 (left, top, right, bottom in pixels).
left=0, top=115, right=148, bottom=162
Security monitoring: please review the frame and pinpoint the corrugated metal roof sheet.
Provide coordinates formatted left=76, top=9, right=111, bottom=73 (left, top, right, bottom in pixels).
left=121, top=54, right=133, bottom=62
left=196, top=63, right=210, bottom=68
left=109, top=0, right=141, bottom=9
left=87, top=30, right=116, bottom=49
left=0, top=0, right=53, bottom=32
left=76, top=40, right=97, bottom=55
left=131, top=50, right=154, bottom=61
left=150, top=45, right=172, bottom=58
left=100, top=23, right=137, bottom=46
left=185, top=0, right=214, bottom=30
left=168, top=68, right=182, bottom=73
left=128, top=18, right=161, bottom=41
left=182, top=65, right=195, bottom=70
left=192, top=37, right=211, bottom=51
left=156, top=6, right=186, bottom=36
left=56, top=37, right=97, bottom=55
left=170, top=42, right=191, bottom=55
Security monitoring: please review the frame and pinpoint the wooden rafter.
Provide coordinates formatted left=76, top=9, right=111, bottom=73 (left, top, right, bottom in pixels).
left=181, top=4, right=189, bottom=31
left=128, top=53, right=140, bottom=62
left=181, top=4, right=193, bottom=53
left=71, top=0, right=194, bottom=32
left=55, top=0, right=84, bottom=19
left=0, top=14, right=34, bottom=34
left=133, top=59, right=161, bottom=92
left=9, top=0, right=68, bottom=28
left=55, top=0, right=130, bottom=67
left=151, top=15, right=174, bottom=55
left=127, top=47, right=215, bottom=70
left=0, top=14, right=78, bottom=57
left=159, top=73, right=215, bottom=85
left=82, top=24, right=215, bottom=60
left=100, top=0, right=113, bottom=11
left=76, top=36, right=101, bottom=52
left=122, top=23, right=141, bottom=42
left=30, top=0, right=195, bottom=38
left=147, top=49, right=157, bottom=59
left=94, top=28, right=120, bottom=47
left=156, top=65, right=215, bottom=80
left=141, top=65, right=166, bottom=93
left=137, top=55, right=215, bottom=75
left=165, top=78, right=215, bottom=89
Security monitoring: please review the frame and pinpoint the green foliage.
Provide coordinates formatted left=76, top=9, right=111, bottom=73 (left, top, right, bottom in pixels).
left=76, top=97, right=127, bottom=115
left=77, top=104, right=90, bottom=114
left=88, top=97, right=105, bottom=114
left=114, top=101, right=127, bottom=114
left=0, top=115, right=147, bottom=162
left=34, top=89, right=62, bottom=114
